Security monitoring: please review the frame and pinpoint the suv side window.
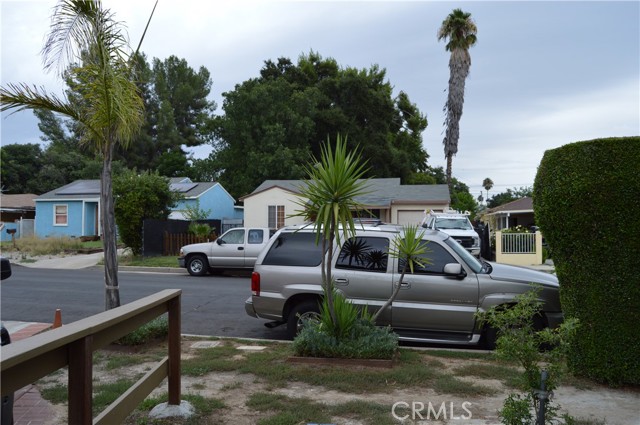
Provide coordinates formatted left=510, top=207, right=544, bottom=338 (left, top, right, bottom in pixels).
left=262, top=232, right=323, bottom=267
left=336, top=237, right=389, bottom=272
left=399, top=241, right=457, bottom=275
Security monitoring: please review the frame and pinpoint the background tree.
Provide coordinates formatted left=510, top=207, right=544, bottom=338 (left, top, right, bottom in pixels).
left=212, top=51, right=428, bottom=198
left=32, top=53, right=215, bottom=177
left=0, top=0, right=156, bottom=309
left=438, top=9, right=478, bottom=194
left=482, top=177, right=493, bottom=203
left=113, top=170, right=178, bottom=255
left=487, top=186, right=533, bottom=209
left=0, top=144, right=43, bottom=193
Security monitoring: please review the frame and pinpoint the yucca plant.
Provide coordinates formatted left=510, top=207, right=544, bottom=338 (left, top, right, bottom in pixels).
left=292, top=134, right=370, bottom=330
left=372, top=224, right=431, bottom=322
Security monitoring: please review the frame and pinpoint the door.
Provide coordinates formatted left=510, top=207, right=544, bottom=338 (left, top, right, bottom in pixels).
left=243, top=229, right=266, bottom=267
left=209, top=228, right=246, bottom=267
left=391, top=239, right=479, bottom=333
left=332, top=236, right=393, bottom=326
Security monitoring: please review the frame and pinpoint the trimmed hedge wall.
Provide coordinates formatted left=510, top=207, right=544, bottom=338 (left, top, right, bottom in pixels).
left=533, top=136, right=640, bottom=386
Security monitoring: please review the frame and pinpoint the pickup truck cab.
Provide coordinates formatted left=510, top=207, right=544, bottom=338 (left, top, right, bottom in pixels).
left=178, top=227, right=273, bottom=276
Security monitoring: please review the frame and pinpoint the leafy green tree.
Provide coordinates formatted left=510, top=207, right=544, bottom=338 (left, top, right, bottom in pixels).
left=292, top=135, right=370, bottom=331
left=212, top=51, right=428, bottom=198
left=1, top=0, right=156, bottom=309
left=488, top=186, right=533, bottom=208
left=0, top=144, right=43, bottom=193
left=438, top=9, right=478, bottom=194
left=113, top=170, right=178, bottom=255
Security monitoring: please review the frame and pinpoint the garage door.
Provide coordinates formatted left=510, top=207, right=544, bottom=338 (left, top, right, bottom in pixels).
left=397, top=210, right=426, bottom=225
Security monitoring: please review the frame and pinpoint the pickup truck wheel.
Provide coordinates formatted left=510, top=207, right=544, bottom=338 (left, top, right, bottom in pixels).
left=186, top=255, right=208, bottom=276
left=286, top=300, right=320, bottom=339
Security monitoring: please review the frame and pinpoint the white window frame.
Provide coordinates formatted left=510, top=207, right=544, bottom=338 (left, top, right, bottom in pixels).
left=54, top=204, right=68, bottom=226
left=268, top=205, right=285, bottom=229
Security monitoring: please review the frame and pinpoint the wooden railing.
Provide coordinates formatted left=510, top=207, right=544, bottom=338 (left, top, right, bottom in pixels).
left=0, top=289, right=182, bottom=425
left=163, top=232, right=216, bottom=256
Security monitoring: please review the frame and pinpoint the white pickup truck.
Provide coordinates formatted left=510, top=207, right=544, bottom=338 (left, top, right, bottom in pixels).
left=178, top=227, right=273, bottom=276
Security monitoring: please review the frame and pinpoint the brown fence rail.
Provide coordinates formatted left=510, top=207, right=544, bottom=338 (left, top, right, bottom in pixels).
left=163, top=232, right=216, bottom=256
left=0, top=289, right=182, bottom=425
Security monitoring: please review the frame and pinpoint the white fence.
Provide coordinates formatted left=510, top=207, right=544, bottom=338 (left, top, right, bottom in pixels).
left=495, top=231, right=543, bottom=266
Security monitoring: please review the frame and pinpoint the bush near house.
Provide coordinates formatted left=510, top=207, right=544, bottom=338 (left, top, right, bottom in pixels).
left=533, top=136, right=640, bottom=386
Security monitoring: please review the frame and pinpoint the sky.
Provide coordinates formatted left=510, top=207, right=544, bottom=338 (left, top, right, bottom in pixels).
left=1, top=0, right=639, bottom=200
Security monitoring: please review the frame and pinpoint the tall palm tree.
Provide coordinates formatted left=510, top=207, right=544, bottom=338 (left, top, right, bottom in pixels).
left=438, top=8, right=477, bottom=194
left=1, top=0, right=156, bottom=310
left=482, top=177, right=494, bottom=204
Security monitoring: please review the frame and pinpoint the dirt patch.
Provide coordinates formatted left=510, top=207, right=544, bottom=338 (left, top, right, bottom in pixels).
left=35, top=338, right=639, bottom=424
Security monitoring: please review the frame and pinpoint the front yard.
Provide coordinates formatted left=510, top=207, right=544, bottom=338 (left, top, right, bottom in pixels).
left=35, top=337, right=638, bottom=425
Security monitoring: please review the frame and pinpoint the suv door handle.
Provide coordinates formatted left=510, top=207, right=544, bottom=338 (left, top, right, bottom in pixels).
left=335, top=278, right=349, bottom=286
left=237, top=247, right=244, bottom=251
left=395, top=281, right=411, bottom=289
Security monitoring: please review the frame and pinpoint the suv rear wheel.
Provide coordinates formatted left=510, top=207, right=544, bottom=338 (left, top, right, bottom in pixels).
left=286, top=300, right=320, bottom=339
left=186, top=255, right=208, bottom=276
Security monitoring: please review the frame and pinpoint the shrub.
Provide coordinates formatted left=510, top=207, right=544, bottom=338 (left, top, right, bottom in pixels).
left=533, top=136, right=640, bottom=385
left=292, top=318, right=398, bottom=360
left=117, top=316, right=169, bottom=346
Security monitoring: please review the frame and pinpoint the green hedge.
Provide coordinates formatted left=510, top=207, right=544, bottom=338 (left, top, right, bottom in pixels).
left=533, top=136, right=640, bottom=385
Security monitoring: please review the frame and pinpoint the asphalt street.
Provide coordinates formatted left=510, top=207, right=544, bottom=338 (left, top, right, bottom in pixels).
left=0, top=264, right=289, bottom=340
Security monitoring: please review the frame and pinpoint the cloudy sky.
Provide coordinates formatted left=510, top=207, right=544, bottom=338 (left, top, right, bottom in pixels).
left=1, top=0, right=639, bottom=199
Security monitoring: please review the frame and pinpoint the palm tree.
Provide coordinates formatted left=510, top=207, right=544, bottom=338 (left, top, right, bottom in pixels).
left=438, top=8, right=478, bottom=194
left=0, top=0, right=156, bottom=310
left=482, top=177, right=494, bottom=205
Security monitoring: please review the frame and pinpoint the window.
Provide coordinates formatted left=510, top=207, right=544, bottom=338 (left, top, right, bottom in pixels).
left=268, top=205, right=285, bottom=229
left=399, top=241, right=456, bottom=275
left=220, top=229, right=244, bottom=244
left=54, top=205, right=68, bottom=226
left=262, top=232, right=323, bottom=267
left=248, top=229, right=264, bottom=244
left=336, top=237, right=389, bottom=272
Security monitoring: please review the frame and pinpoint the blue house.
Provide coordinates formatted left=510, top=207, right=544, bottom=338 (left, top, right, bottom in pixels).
left=34, top=177, right=243, bottom=238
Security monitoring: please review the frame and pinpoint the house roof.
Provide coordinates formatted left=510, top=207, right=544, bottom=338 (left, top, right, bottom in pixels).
left=486, top=197, right=533, bottom=215
left=0, top=194, right=37, bottom=210
left=36, top=178, right=224, bottom=201
left=241, top=178, right=450, bottom=207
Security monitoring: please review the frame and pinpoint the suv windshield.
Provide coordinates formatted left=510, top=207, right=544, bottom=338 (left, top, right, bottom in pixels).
left=435, top=217, right=472, bottom=230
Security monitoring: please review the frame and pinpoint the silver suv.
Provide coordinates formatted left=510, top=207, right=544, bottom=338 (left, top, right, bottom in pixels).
left=245, top=224, right=562, bottom=346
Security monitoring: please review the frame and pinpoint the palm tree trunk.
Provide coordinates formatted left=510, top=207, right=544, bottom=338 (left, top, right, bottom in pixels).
left=101, top=142, right=120, bottom=310
left=446, top=154, right=453, bottom=197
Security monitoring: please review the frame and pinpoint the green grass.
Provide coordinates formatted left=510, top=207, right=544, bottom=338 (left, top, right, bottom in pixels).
left=93, top=378, right=139, bottom=414
left=116, top=316, right=169, bottom=346
left=453, top=363, right=523, bottom=388
left=181, top=341, right=495, bottom=396
left=40, top=384, right=68, bottom=404
left=247, top=392, right=397, bottom=425
left=1, top=236, right=105, bottom=256
left=118, top=255, right=178, bottom=268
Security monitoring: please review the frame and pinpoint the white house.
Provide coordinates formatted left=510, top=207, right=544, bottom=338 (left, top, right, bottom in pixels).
left=241, top=178, right=450, bottom=229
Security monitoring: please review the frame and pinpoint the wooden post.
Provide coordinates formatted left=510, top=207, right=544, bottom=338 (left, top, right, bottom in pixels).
left=167, top=296, right=181, bottom=405
left=68, top=336, right=93, bottom=424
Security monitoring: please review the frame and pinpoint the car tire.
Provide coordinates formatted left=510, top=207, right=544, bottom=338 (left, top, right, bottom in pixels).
left=286, top=300, right=320, bottom=339
left=186, top=255, right=208, bottom=276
